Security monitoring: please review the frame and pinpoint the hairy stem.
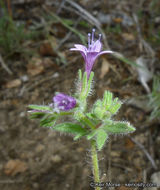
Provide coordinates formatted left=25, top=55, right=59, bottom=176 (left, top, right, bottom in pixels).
left=91, top=139, right=100, bottom=190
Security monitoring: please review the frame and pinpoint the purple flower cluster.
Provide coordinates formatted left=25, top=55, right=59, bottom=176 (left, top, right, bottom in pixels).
left=70, top=29, right=113, bottom=78
left=53, top=93, right=76, bottom=111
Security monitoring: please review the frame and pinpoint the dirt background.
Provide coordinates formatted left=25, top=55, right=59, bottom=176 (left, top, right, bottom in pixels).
left=0, top=0, right=160, bottom=190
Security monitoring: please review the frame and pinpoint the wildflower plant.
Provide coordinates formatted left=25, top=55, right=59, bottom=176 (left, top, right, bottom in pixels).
left=28, top=29, right=135, bottom=189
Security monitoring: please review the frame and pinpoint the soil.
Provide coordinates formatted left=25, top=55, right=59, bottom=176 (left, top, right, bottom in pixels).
left=0, top=1, right=160, bottom=190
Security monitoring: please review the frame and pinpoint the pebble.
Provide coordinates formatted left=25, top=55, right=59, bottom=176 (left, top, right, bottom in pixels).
left=35, top=144, right=45, bottom=153
left=50, top=155, right=62, bottom=163
left=77, top=147, right=84, bottom=152
left=52, top=72, right=59, bottom=78
left=150, top=171, right=160, bottom=187
left=19, top=111, right=26, bottom=117
left=33, top=183, right=39, bottom=189
left=20, top=75, right=29, bottom=82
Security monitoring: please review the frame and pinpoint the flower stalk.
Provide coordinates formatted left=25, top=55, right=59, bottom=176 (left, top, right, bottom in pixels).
left=91, top=139, right=100, bottom=190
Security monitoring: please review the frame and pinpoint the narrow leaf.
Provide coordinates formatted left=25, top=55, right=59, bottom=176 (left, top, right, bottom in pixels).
left=104, top=121, right=135, bottom=134
left=96, top=129, right=108, bottom=151
left=78, top=69, right=82, bottom=81
left=40, top=115, right=56, bottom=127
left=53, top=122, right=87, bottom=134
left=28, top=105, right=52, bottom=112
left=103, top=91, right=113, bottom=107
left=80, top=72, right=88, bottom=99
left=29, top=112, right=46, bottom=119
left=87, top=130, right=97, bottom=140
left=110, top=99, right=122, bottom=114
left=87, top=71, right=94, bottom=95
left=74, top=133, right=86, bottom=140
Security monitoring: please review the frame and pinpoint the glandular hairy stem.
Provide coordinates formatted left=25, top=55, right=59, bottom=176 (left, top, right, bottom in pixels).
left=91, top=139, right=101, bottom=190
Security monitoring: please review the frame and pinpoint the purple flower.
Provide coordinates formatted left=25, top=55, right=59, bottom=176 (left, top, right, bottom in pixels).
left=53, top=93, right=76, bottom=111
left=70, top=29, right=113, bottom=78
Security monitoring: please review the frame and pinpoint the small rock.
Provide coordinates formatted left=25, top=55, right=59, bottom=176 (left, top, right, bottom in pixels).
left=6, top=79, right=21, bottom=88
left=0, top=164, right=3, bottom=170
left=155, top=16, right=160, bottom=24
left=77, top=147, right=84, bottom=152
left=66, top=184, right=70, bottom=188
left=51, top=155, right=62, bottom=163
left=52, top=72, right=59, bottom=78
left=33, top=183, right=39, bottom=189
left=35, top=144, right=45, bottom=153
left=122, top=33, right=135, bottom=41
left=39, top=41, right=56, bottom=56
left=27, top=57, right=44, bottom=76
left=111, top=151, right=121, bottom=157
left=19, top=112, right=25, bottom=117
left=150, top=171, right=160, bottom=189
left=20, top=75, right=29, bottom=82
left=4, top=159, right=28, bottom=176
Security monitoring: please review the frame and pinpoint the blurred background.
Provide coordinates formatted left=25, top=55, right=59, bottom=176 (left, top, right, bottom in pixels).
left=0, top=0, right=160, bottom=189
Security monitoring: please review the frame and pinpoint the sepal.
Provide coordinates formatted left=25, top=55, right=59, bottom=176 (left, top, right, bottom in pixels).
left=79, top=71, right=94, bottom=100
left=92, top=91, right=122, bottom=120
left=103, top=91, right=122, bottom=114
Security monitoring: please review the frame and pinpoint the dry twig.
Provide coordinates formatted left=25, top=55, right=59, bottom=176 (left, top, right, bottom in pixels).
left=57, top=0, right=66, bottom=15
left=56, top=17, right=82, bottom=50
left=130, top=137, right=157, bottom=170
left=133, top=13, right=155, bottom=57
left=0, top=54, right=13, bottom=75
left=65, top=0, right=110, bottom=49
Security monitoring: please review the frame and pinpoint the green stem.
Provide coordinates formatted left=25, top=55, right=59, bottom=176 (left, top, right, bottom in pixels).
left=58, top=112, right=73, bottom=116
left=82, top=117, right=95, bottom=130
left=91, top=140, right=100, bottom=190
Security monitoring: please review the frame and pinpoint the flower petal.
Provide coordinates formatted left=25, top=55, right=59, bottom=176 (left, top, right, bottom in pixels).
left=85, top=52, right=99, bottom=78
left=53, top=93, right=76, bottom=111
left=96, top=50, right=113, bottom=56
left=91, top=40, right=102, bottom=52
left=70, top=46, right=87, bottom=60
left=94, top=50, right=113, bottom=60
left=53, top=93, right=65, bottom=103
left=74, top=44, right=87, bottom=52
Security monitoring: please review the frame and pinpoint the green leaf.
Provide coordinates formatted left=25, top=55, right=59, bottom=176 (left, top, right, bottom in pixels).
left=96, top=129, right=108, bottom=151
left=29, top=112, right=46, bottom=119
left=109, top=98, right=122, bottom=114
left=28, top=105, right=52, bottom=112
left=40, top=115, right=56, bottom=127
left=93, top=106, right=105, bottom=120
left=81, top=72, right=87, bottom=98
left=87, top=129, right=98, bottom=140
left=86, top=113, right=97, bottom=120
left=104, top=121, right=135, bottom=134
left=103, top=91, right=113, bottom=107
left=74, top=133, right=86, bottom=140
left=53, top=122, right=87, bottom=135
left=87, top=71, right=94, bottom=95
